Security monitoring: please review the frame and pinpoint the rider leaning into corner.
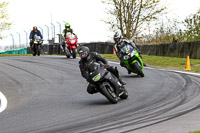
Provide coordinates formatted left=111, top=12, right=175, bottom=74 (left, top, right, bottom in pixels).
left=61, top=23, right=77, bottom=52
left=78, top=46, right=126, bottom=94
left=29, top=26, right=43, bottom=49
left=113, top=32, right=146, bottom=74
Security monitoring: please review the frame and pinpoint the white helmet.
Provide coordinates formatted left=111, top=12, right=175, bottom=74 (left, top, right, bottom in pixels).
left=113, top=32, right=122, bottom=44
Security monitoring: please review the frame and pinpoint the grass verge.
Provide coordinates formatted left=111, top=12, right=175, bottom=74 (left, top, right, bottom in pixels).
left=101, top=54, right=200, bottom=73
left=0, top=54, right=32, bottom=57
left=189, top=131, right=200, bottom=133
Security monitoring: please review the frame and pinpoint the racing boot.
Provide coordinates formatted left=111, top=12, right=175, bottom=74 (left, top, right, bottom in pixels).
left=119, top=78, right=126, bottom=85
left=138, top=51, right=147, bottom=67
left=127, top=69, right=131, bottom=74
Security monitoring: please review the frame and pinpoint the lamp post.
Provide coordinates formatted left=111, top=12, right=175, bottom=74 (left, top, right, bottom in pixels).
left=24, top=31, right=28, bottom=47
left=56, top=22, right=62, bottom=43
left=45, top=25, right=49, bottom=41
left=16, top=32, right=21, bottom=48
left=51, top=23, right=55, bottom=40
left=39, top=27, right=43, bottom=36
left=10, top=34, right=14, bottom=49
left=56, top=22, right=61, bottom=34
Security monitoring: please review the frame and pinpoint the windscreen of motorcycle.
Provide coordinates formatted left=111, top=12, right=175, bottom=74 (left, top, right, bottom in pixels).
left=34, top=35, right=41, bottom=40
left=121, top=45, right=133, bottom=54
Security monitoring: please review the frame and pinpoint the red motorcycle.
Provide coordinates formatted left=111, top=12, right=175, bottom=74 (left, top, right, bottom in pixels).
left=65, top=32, right=78, bottom=58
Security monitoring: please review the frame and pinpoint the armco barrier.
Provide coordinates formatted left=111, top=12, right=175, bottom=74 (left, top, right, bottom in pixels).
left=1, top=47, right=28, bottom=55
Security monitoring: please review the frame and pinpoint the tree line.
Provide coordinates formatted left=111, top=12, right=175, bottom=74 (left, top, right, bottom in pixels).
left=102, top=0, right=200, bottom=44
left=0, top=0, right=200, bottom=45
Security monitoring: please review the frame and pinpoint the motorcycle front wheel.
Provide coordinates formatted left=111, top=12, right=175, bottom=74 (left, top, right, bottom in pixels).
left=132, top=62, right=144, bottom=77
left=72, top=48, right=76, bottom=58
left=101, top=85, right=118, bottom=104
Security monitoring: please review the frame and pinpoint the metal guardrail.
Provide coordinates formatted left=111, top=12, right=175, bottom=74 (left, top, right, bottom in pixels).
left=1, top=47, right=28, bottom=54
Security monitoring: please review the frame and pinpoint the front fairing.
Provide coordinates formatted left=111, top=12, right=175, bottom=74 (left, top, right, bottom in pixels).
left=88, top=66, right=107, bottom=84
left=33, top=35, right=42, bottom=45
left=67, top=34, right=78, bottom=45
left=121, top=45, right=143, bottom=71
left=121, top=45, right=136, bottom=60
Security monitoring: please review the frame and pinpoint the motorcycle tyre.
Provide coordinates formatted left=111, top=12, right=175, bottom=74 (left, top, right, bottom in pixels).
left=66, top=55, right=70, bottom=58
left=101, top=85, right=118, bottom=104
left=32, top=50, right=36, bottom=56
left=132, top=62, right=144, bottom=77
left=37, top=50, right=40, bottom=56
left=72, top=48, right=76, bottom=59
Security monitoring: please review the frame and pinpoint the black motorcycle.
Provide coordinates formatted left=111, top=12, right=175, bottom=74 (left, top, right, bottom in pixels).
left=87, top=62, right=128, bottom=104
left=32, top=35, right=43, bottom=56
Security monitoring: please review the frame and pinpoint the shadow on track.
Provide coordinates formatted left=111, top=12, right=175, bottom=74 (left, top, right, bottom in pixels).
left=120, top=74, right=143, bottom=78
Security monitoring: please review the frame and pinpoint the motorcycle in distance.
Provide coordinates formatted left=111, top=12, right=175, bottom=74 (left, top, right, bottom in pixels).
left=32, top=35, right=43, bottom=56
left=120, top=44, right=144, bottom=77
left=87, top=61, right=128, bottom=104
left=65, top=32, right=78, bottom=58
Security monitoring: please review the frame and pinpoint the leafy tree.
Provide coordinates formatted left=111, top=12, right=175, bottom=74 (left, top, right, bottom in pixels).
left=143, top=18, right=185, bottom=44
left=0, top=1, right=11, bottom=39
left=102, top=0, right=166, bottom=41
left=184, top=9, right=200, bottom=41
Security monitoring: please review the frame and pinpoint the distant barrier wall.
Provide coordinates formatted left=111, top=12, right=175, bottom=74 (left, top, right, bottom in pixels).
left=81, top=41, right=200, bottom=59
left=2, top=41, right=199, bottom=59
left=137, top=41, right=200, bottom=59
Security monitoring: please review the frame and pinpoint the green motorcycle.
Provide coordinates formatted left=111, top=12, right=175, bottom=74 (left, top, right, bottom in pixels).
left=120, top=44, right=144, bottom=77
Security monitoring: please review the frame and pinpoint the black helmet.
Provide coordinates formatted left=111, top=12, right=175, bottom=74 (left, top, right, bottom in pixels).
left=78, top=46, right=90, bottom=59
left=113, top=32, right=122, bottom=44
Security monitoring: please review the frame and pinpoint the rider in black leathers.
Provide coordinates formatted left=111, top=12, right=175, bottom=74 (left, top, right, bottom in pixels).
left=78, top=46, right=126, bottom=94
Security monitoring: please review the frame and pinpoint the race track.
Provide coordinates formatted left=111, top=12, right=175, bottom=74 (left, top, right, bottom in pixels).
left=0, top=56, right=200, bottom=133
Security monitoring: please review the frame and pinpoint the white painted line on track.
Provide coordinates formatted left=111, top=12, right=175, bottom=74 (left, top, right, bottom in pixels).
left=108, top=61, right=200, bottom=77
left=0, top=92, right=7, bottom=113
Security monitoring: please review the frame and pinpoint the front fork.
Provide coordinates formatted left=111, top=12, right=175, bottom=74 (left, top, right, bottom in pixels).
left=65, top=45, right=71, bottom=56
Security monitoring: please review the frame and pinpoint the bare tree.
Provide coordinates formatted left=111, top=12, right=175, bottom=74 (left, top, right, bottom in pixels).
left=0, top=1, right=12, bottom=39
left=102, top=0, right=166, bottom=41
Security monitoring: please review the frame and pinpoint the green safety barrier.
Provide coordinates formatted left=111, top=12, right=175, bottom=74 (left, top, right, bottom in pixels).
left=1, top=47, right=28, bottom=55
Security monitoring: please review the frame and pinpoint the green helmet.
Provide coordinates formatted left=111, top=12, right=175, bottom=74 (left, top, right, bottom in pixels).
left=65, top=23, right=70, bottom=29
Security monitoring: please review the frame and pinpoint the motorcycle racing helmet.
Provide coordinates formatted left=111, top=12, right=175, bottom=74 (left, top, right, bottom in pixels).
left=78, top=46, right=90, bottom=59
left=65, top=23, right=70, bottom=30
left=113, top=32, right=122, bottom=44
left=33, top=26, right=37, bottom=32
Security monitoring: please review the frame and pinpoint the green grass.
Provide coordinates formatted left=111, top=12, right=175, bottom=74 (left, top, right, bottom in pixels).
left=189, top=131, right=200, bottom=133
left=101, top=54, right=200, bottom=73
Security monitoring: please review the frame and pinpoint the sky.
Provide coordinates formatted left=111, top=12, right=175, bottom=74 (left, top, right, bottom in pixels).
left=0, top=0, right=200, bottom=50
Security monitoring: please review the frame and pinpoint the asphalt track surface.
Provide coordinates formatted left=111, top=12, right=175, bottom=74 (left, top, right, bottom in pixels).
left=0, top=56, right=200, bottom=133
